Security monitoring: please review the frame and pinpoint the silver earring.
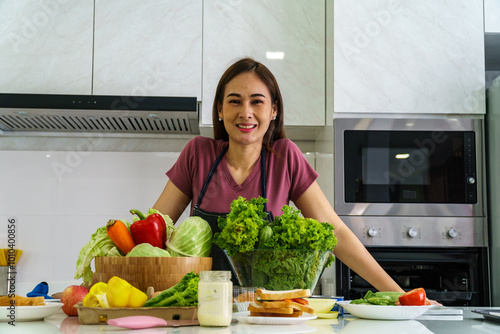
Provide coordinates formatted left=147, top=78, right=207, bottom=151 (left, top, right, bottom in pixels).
left=273, top=116, right=276, bottom=120
left=218, top=117, right=222, bottom=121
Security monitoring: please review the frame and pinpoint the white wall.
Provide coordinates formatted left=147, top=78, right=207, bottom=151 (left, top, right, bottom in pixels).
left=0, top=149, right=181, bottom=295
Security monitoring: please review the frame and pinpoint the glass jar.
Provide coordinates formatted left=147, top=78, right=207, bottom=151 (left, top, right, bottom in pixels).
left=198, top=271, right=233, bottom=327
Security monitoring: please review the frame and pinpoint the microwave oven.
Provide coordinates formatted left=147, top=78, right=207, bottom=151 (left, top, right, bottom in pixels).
left=334, top=117, right=485, bottom=219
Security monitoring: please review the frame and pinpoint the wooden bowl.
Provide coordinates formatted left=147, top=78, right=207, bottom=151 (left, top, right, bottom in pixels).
left=94, top=256, right=212, bottom=292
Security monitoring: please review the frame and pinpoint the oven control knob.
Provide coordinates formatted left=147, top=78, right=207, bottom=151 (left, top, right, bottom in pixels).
left=367, top=227, right=378, bottom=237
left=467, top=177, right=476, bottom=184
left=407, top=227, right=418, bottom=238
left=448, top=228, right=459, bottom=238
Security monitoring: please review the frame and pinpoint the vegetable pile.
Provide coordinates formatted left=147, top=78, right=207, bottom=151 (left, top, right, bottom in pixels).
left=75, top=209, right=212, bottom=285
left=350, top=291, right=404, bottom=306
left=82, top=271, right=199, bottom=309
left=350, top=288, right=428, bottom=306
left=213, top=196, right=337, bottom=291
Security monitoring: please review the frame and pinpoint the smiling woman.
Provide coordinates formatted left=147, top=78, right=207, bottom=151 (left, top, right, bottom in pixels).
left=153, top=57, right=411, bottom=297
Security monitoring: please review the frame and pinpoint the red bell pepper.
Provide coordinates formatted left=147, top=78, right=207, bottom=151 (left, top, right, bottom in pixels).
left=129, top=209, right=167, bottom=249
left=398, top=288, right=427, bottom=306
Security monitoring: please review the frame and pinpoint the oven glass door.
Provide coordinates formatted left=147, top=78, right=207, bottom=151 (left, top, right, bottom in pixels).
left=344, top=130, right=476, bottom=204
left=335, top=247, right=489, bottom=306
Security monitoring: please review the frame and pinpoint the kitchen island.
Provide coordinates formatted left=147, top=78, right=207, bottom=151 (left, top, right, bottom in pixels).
left=2, top=307, right=499, bottom=333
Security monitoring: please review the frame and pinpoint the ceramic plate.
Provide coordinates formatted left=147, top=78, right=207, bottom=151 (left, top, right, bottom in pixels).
left=337, top=301, right=434, bottom=320
left=233, top=311, right=317, bottom=325
left=1, top=302, right=63, bottom=322
left=45, top=299, right=61, bottom=303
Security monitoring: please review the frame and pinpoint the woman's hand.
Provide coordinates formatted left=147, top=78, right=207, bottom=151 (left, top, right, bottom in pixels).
left=426, top=298, right=442, bottom=306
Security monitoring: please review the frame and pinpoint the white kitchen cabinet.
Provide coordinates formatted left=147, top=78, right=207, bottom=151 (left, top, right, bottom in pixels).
left=485, top=0, right=500, bottom=32
left=202, top=0, right=326, bottom=126
left=93, top=0, right=202, bottom=99
left=0, top=0, right=94, bottom=94
left=334, top=0, right=485, bottom=115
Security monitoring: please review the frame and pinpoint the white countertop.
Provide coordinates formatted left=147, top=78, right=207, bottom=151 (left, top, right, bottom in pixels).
left=1, top=307, right=499, bottom=334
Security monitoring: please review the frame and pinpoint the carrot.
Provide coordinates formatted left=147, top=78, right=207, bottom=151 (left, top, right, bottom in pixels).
left=106, top=219, right=136, bottom=255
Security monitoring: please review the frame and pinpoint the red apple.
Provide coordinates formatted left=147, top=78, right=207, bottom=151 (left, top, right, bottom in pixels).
left=61, top=285, right=89, bottom=316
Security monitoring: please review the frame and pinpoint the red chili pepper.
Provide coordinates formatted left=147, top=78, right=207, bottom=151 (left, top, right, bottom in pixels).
left=129, top=209, right=167, bottom=249
left=398, top=288, right=427, bottom=306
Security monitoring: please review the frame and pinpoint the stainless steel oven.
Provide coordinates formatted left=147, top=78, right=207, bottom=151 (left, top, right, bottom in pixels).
left=333, top=117, right=490, bottom=306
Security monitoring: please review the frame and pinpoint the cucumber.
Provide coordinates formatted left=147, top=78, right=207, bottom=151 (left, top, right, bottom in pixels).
left=257, top=226, right=273, bottom=249
left=252, top=226, right=273, bottom=286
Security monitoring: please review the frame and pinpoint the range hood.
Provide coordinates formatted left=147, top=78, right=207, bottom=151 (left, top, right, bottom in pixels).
left=0, top=93, right=199, bottom=135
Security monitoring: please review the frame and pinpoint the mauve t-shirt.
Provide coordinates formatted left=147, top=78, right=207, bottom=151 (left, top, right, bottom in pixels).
left=166, top=136, right=318, bottom=216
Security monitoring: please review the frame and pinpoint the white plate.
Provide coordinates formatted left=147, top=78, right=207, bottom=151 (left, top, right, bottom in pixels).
left=1, top=302, right=64, bottom=322
left=336, top=301, right=434, bottom=320
left=233, top=311, right=317, bottom=325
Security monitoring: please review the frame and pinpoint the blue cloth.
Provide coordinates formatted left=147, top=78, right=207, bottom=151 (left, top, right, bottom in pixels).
left=27, top=281, right=53, bottom=299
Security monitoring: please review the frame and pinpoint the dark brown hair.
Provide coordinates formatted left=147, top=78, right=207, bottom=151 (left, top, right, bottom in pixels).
left=212, top=57, right=286, bottom=146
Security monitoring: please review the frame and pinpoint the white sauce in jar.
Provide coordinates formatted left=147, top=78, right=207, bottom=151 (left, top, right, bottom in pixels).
left=198, top=271, right=233, bottom=327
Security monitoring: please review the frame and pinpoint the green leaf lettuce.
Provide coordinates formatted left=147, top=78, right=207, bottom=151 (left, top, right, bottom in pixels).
left=74, top=222, right=129, bottom=285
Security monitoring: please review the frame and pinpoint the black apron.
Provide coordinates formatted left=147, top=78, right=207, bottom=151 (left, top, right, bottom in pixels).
left=193, top=145, right=273, bottom=285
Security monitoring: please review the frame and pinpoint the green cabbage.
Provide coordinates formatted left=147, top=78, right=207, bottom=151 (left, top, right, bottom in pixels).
left=166, top=217, right=212, bottom=257
left=126, top=243, right=171, bottom=257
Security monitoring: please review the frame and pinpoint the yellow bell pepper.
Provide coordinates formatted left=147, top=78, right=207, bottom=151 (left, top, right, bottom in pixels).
left=83, top=282, right=109, bottom=308
left=106, top=276, right=147, bottom=308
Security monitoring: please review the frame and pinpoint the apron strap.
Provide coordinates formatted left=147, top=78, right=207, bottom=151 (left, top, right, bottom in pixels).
left=196, top=145, right=229, bottom=207
left=260, top=147, right=268, bottom=212
left=197, top=145, right=268, bottom=209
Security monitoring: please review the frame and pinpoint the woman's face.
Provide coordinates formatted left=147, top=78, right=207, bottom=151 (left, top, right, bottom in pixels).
left=219, top=71, right=277, bottom=147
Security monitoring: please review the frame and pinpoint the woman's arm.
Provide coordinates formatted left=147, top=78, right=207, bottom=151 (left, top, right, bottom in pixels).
left=294, top=181, right=404, bottom=293
left=153, top=180, right=191, bottom=224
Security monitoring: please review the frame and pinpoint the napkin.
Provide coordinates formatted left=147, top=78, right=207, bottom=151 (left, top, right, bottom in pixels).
left=27, top=281, right=54, bottom=299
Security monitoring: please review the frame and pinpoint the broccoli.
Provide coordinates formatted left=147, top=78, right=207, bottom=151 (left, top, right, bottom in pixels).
left=144, top=271, right=199, bottom=307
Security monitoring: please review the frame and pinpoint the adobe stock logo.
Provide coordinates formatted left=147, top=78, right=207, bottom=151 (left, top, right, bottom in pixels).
left=50, top=135, right=104, bottom=183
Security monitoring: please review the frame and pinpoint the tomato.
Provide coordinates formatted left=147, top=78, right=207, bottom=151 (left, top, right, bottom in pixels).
left=284, top=298, right=309, bottom=305
left=398, top=288, right=426, bottom=306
